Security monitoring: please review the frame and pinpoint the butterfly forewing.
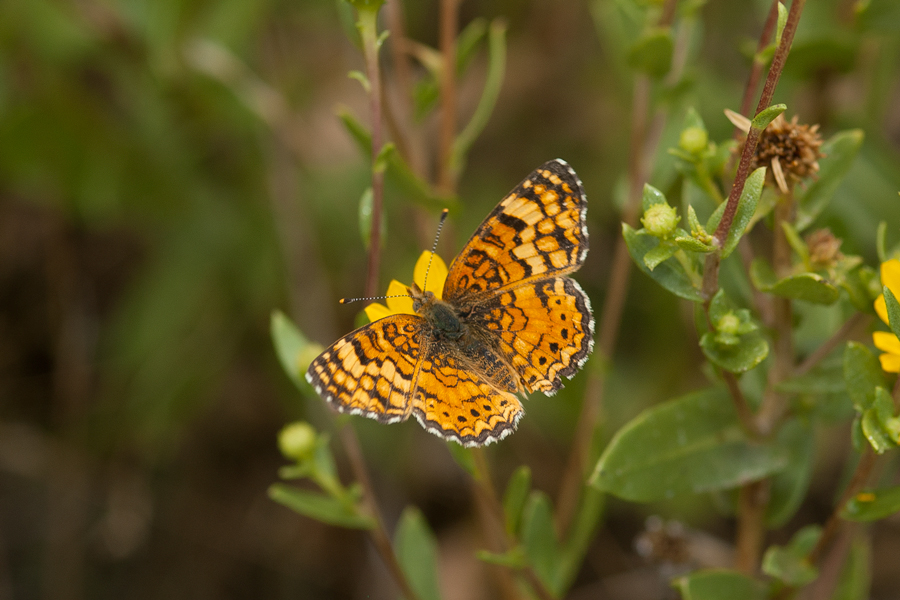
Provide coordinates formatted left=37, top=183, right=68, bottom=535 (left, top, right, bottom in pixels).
left=442, top=159, right=589, bottom=303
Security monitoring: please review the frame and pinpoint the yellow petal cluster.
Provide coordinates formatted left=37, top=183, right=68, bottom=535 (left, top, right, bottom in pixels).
left=363, top=251, right=449, bottom=322
left=872, top=259, right=900, bottom=373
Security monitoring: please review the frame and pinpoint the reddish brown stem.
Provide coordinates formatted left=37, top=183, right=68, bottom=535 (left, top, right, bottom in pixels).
left=735, top=479, right=770, bottom=574
left=339, top=426, right=422, bottom=600
left=470, top=449, right=557, bottom=600
left=437, top=0, right=460, bottom=193
left=737, top=0, right=781, bottom=123
left=713, top=0, right=807, bottom=247
left=809, top=448, right=877, bottom=566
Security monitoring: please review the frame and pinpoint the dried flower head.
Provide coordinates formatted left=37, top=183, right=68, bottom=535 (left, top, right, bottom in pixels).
left=726, top=111, right=824, bottom=194
left=806, top=228, right=844, bottom=269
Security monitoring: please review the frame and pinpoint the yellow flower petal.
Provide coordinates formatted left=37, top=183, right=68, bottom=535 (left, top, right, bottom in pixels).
left=413, top=251, right=448, bottom=299
left=881, top=259, right=900, bottom=297
left=385, top=279, right=414, bottom=315
left=364, top=302, right=392, bottom=323
left=879, top=352, right=900, bottom=373
left=875, top=294, right=889, bottom=326
left=873, top=331, right=900, bottom=354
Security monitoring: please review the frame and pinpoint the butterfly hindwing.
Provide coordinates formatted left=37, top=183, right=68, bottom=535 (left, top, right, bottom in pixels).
left=305, top=314, right=424, bottom=423
left=474, top=277, right=594, bottom=394
left=410, top=342, right=524, bottom=447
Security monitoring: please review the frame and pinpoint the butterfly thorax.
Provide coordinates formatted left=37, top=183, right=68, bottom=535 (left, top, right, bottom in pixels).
left=410, top=283, right=466, bottom=341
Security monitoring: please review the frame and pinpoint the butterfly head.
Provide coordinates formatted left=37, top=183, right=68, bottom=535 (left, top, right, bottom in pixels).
left=410, top=282, right=466, bottom=340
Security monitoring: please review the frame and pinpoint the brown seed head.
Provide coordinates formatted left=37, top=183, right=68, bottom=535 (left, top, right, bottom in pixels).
left=740, top=114, right=824, bottom=193
left=806, top=228, right=843, bottom=269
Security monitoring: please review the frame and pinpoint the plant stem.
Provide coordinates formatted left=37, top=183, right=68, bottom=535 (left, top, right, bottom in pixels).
left=339, top=426, right=422, bottom=600
left=385, top=0, right=426, bottom=177
left=712, top=0, right=807, bottom=246
left=793, top=313, right=868, bottom=378
left=808, top=447, right=877, bottom=566
left=359, top=6, right=387, bottom=299
left=437, top=0, right=460, bottom=193
left=554, top=74, right=652, bottom=535
left=555, top=0, right=682, bottom=536
left=470, top=449, right=557, bottom=600
left=735, top=479, right=771, bottom=574
left=737, top=0, right=781, bottom=126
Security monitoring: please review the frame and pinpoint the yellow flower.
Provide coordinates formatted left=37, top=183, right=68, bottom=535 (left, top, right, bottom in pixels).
left=363, top=251, right=448, bottom=322
left=872, top=259, right=900, bottom=373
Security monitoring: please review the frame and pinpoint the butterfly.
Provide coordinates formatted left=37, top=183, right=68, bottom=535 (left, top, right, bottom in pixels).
left=306, top=159, right=594, bottom=446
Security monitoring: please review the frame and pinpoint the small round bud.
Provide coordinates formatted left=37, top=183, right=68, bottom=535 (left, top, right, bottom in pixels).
left=641, top=204, right=680, bottom=238
left=717, top=313, right=741, bottom=336
left=278, top=422, right=317, bottom=461
left=679, top=126, right=708, bottom=154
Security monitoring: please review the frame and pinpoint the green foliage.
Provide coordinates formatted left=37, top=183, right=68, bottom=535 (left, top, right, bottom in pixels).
left=674, top=569, right=768, bottom=600
left=750, top=259, right=841, bottom=304
left=591, top=389, right=789, bottom=502
left=841, top=486, right=900, bottom=522
left=843, top=342, right=887, bottom=412
left=395, top=508, right=443, bottom=600
left=762, top=525, right=821, bottom=586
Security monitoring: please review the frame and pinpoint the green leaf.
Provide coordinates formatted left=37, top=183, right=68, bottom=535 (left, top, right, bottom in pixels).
left=831, top=533, right=871, bottom=600
left=358, top=187, right=385, bottom=249
left=644, top=243, right=678, bottom=271
left=395, top=507, right=443, bottom=600
left=700, top=331, right=769, bottom=373
left=337, top=106, right=372, bottom=157
left=456, top=18, right=488, bottom=74
left=842, top=486, right=900, bottom=522
left=674, top=569, right=767, bottom=600
left=446, top=442, right=476, bottom=476
left=775, top=2, right=788, bottom=48
left=627, top=27, right=673, bottom=77
left=781, top=221, right=810, bottom=266
left=347, top=69, right=371, bottom=93
left=860, top=387, right=899, bottom=454
left=751, top=104, right=787, bottom=131
left=674, top=235, right=715, bottom=253
left=876, top=221, right=888, bottom=263
left=451, top=19, right=506, bottom=173
left=750, top=259, right=840, bottom=304
left=269, top=484, right=375, bottom=529
left=642, top=183, right=668, bottom=210
left=373, top=142, right=395, bottom=173
left=766, top=419, right=815, bottom=527
left=476, top=547, right=527, bottom=568
left=557, top=486, right=604, bottom=593
left=502, top=466, right=531, bottom=536
left=843, top=342, right=887, bottom=412
left=521, top=491, right=561, bottom=593
left=842, top=265, right=879, bottom=313
left=270, top=311, right=319, bottom=390
left=706, top=167, right=765, bottom=258
left=762, top=525, right=821, bottom=586
left=590, top=388, right=789, bottom=502
left=796, top=130, right=865, bottom=230
left=883, top=286, right=900, bottom=340
left=623, top=224, right=703, bottom=302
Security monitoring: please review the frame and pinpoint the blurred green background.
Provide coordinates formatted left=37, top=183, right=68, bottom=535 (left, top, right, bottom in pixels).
left=1, top=0, right=899, bottom=598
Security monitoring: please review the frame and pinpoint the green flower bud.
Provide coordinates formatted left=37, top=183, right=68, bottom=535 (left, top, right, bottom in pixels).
left=717, top=312, right=741, bottom=336
left=278, top=422, right=317, bottom=461
left=679, top=126, right=708, bottom=154
left=641, top=204, right=680, bottom=238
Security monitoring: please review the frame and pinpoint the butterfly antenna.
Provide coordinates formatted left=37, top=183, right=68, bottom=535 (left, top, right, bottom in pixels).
left=339, top=294, right=409, bottom=305
left=422, top=208, right=450, bottom=291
